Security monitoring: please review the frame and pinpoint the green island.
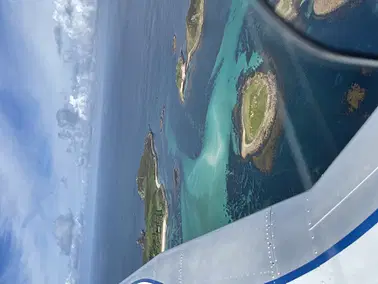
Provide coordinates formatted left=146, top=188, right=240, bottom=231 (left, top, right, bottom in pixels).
left=137, top=131, right=168, bottom=263
left=186, top=0, right=205, bottom=62
left=346, top=83, right=366, bottom=112
left=275, top=0, right=298, bottom=21
left=175, top=56, right=186, bottom=104
left=313, top=0, right=348, bottom=16
left=240, top=71, right=279, bottom=172
left=174, top=0, right=204, bottom=103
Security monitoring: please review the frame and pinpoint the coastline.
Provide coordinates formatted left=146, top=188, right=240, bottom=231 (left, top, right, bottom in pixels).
left=175, top=0, right=205, bottom=103
left=186, top=0, right=205, bottom=64
left=240, top=72, right=278, bottom=159
left=313, top=0, right=348, bottom=16
left=137, top=131, right=169, bottom=262
left=179, top=57, right=186, bottom=104
left=176, top=54, right=186, bottom=104
left=148, top=132, right=168, bottom=253
left=275, top=0, right=298, bottom=21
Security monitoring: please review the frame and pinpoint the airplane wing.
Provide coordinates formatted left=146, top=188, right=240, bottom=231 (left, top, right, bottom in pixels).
left=122, top=104, right=378, bottom=283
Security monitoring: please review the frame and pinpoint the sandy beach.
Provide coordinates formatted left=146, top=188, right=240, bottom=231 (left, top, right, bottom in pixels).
left=150, top=134, right=168, bottom=253
left=153, top=173, right=168, bottom=253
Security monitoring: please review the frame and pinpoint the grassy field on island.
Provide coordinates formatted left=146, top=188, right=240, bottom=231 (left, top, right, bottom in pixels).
left=137, top=132, right=166, bottom=263
left=186, top=0, right=204, bottom=57
left=242, top=73, right=268, bottom=144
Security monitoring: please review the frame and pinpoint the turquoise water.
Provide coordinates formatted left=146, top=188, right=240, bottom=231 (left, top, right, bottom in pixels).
left=168, top=0, right=263, bottom=241
left=231, top=127, right=240, bottom=156
left=93, top=0, right=378, bottom=279
left=166, top=0, right=378, bottom=245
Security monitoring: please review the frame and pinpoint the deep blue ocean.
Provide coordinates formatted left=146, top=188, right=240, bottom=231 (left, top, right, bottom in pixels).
left=91, top=0, right=378, bottom=282
left=90, top=0, right=190, bottom=283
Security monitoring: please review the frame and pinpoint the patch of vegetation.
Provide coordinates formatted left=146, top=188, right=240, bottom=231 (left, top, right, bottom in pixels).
left=242, top=73, right=268, bottom=144
left=137, top=132, right=166, bottom=263
left=176, top=57, right=184, bottom=91
left=252, top=115, right=281, bottom=173
left=186, top=0, right=204, bottom=57
left=346, top=83, right=365, bottom=112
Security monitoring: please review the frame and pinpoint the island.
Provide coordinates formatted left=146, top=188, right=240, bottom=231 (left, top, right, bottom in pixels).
left=175, top=0, right=205, bottom=103
left=346, top=83, right=366, bottom=112
left=313, top=0, right=348, bottom=16
left=240, top=72, right=278, bottom=158
left=173, top=167, right=180, bottom=190
left=172, top=166, right=180, bottom=204
left=160, top=105, right=166, bottom=132
left=175, top=54, right=186, bottom=104
left=186, top=0, right=205, bottom=63
left=275, top=0, right=298, bottom=21
left=172, top=34, right=177, bottom=53
left=137, top=131, right=168, bottom=263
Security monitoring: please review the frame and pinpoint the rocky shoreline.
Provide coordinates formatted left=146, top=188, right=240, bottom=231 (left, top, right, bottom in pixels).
left=313, top=0, right=349, bottom=16
left=176, top=52, right=186, bottom=104
left=175, top=0, right=205, bottom=103
left=147, top=131, right=169, bottom=252
left=275, top=0, right=298, bottom=21
left=137, top=131, right=169, bottom=260
left=186, top=0, right=205, bottom=64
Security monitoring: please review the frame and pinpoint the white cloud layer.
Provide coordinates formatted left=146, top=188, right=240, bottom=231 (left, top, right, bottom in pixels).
left=0, top=0, right=99, bottom=283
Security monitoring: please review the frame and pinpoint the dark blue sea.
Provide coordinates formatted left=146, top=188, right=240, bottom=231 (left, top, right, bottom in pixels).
left=90, top=0, right=191, bottom=283
left=226, top=0, right=378, bottom=220
left=91, top=0, right=378, bottom=282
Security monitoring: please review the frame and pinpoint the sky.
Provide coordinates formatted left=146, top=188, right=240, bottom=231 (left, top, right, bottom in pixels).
left=0, top=0, right=102, bottom=283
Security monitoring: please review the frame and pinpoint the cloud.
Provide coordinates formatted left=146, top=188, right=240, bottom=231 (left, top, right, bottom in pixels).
left=54, top=212, right=75, bottom=256
left=56, top=107, right=80, bottom=128
left=0, top=90, right=52, bottom=178
left=0, top=226, right=25, bottom=284
left=0, top=0, right=99, bottom=283
left=54, top=25, right=63, bottom=55
left=0, top=122, right=63, bottom=284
